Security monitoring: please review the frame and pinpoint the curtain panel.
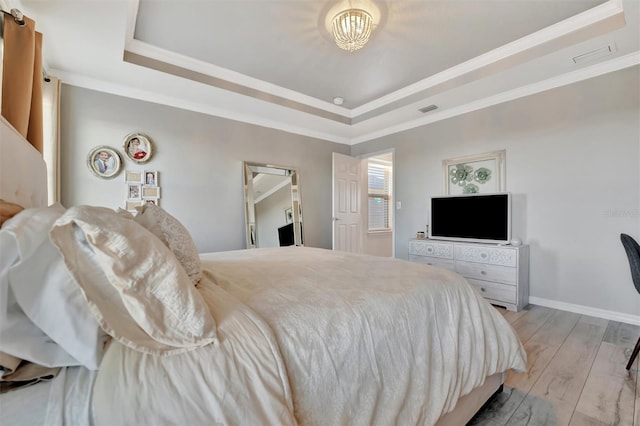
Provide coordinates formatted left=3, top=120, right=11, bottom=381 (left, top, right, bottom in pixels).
left=1, top=13, right=43, bottom=153
left=43, top=76, right=61, bottom=204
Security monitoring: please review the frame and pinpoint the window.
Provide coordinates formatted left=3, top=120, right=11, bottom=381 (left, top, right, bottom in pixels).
left=368, top=160, right=392, bottom=231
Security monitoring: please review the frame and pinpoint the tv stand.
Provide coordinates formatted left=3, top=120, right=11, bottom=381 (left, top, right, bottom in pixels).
left=408, top=239, right=529, bottom=311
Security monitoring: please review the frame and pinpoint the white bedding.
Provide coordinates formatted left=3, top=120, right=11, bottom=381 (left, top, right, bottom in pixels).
left=0, top=366, right=96, bottom=426
left=93, top=247, right=525, bottom=426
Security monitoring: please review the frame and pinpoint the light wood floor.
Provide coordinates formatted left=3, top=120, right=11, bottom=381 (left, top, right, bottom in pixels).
left=470, top=304, right=640, bottom=426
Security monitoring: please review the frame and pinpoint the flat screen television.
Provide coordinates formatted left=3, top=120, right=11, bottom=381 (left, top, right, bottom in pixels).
left=278, top=223, right=295, bottom=246
left=428, top=193, right=511, bottom=244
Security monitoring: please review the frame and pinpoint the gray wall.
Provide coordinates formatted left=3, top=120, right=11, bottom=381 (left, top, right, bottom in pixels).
left=351, top=66, right=640, bottom=318
left=59, top=85, right=349, bottom=252
left=59, top=67, right=639, bottom=318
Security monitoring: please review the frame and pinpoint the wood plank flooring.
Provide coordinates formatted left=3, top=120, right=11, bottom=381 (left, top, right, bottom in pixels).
left=470, top=304, right=640, bottom=426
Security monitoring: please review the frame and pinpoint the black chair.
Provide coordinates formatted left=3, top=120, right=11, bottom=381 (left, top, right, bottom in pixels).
left=620, top=233, right=640, bottom=370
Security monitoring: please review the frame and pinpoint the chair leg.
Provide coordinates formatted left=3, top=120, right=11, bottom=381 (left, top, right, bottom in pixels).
left=626, top=336, right=640, bottom=370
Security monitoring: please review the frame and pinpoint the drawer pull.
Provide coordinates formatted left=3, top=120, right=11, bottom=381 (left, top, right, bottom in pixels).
left=480, top=287, right=486, bottom=292
left=481, top=253, right=487, bottom=258
left=481, top=270, right=487, bottom=275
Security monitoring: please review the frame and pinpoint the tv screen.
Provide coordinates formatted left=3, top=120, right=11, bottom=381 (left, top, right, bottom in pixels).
left=429, top=193, right=511, bottom=243
left=278, top=223, right=295, bottom=246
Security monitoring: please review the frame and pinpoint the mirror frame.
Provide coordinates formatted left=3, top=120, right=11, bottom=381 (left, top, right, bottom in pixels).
left=243, top=162, right=304, bottom=248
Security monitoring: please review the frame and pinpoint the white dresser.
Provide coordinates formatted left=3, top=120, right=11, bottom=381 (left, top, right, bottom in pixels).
left=408, top=239, right=529, bottom=311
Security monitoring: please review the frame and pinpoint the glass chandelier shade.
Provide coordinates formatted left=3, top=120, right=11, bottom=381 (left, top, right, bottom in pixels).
left=331, top=9, right=373, bottom=52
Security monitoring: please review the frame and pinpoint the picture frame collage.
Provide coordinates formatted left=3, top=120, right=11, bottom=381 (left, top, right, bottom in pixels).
left=125, top=170, right=160, bottom=212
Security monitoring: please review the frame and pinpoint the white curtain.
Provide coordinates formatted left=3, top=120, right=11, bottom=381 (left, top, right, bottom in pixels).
left=42, top=76, right=60, bottom=204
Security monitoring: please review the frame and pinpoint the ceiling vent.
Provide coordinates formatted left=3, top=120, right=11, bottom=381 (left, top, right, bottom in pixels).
left=572, top=44, right=616, bottom=64
left=418, top=104, right=438, bottom=114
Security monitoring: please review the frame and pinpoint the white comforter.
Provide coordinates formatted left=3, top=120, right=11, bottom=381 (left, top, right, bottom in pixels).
left=93, top=247, right=526, bottom=426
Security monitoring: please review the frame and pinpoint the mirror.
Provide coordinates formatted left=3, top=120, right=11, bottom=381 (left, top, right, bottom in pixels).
left=243, top=162, right=303, bottom=248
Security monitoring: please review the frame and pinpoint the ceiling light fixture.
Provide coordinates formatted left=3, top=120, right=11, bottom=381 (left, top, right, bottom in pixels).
left=331, top=9, right=373, bottom=52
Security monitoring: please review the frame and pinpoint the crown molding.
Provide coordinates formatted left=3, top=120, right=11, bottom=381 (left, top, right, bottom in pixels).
left=51, top=68, right=352, bottom=145
left=352, top=3, right=627, bottom=123
left=52, top=51, right=639, bottom=146
left=123, top=42, right=352, bottom=119
left=124, top=0, right=625, bottom=123
left=349, top=51, right=640, bottom=145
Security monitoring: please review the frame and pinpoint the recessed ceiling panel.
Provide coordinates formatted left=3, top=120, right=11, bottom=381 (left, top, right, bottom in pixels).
left=134, top=0, right=606, bottom=107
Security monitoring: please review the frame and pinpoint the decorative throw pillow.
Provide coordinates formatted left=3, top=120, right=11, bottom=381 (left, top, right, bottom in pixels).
left=0, top=200, right=24, bottom=226
left=49, top=206, right=216, bottom=353
left=134, top=204, right=202, bottom=285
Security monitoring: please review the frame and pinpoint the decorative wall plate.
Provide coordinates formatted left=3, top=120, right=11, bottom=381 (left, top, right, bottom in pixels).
left=87, top=145, right=122, bottom=179
left=123, top=132, right=153, bottom=164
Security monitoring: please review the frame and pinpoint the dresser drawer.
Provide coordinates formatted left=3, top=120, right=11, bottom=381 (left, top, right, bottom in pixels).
left=408, top=240, right=453, bottom=259
left=409, top=255, right=455, bottom=271
left=454, top=244, right=516, bottom=267
left=467, top=279, right=517, bottom=304
left=407, top=239, right=528, bottom=311
left=455, top=261, right=517, bottom=285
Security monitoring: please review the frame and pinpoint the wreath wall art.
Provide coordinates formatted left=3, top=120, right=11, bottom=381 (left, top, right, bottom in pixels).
left=442, top=150, right=506, bottom=195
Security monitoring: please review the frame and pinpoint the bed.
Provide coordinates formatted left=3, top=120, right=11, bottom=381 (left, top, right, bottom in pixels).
left=0, top=115, right=526, bottom=425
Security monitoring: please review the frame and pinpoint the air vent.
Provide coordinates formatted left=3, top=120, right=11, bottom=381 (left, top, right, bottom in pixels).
left=418, top=104, right=438, bottom=114
left=572, top=44, right=616, bottom=64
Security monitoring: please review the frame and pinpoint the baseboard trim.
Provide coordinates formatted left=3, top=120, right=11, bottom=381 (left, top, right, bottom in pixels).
left=529, top=297, right=640, bottom=326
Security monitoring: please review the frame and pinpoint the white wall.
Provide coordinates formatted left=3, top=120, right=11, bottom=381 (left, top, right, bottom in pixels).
left=351, top=66, right=640, bottom=319
left=59, top=85, right=350, bottom=252
left=363, top=231, right=393, bottom=257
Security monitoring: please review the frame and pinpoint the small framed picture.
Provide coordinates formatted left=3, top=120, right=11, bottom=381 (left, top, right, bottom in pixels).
left=123, top=132, right=153, bottom=164
left=125, top=170, right=143, bottom=183
left=128, top=184, right=142, bottom=200
left=143, top=170, right=158, bottom=186
left=87, top=146, right=122, bottom=179
left=142, top=186, right=161, bottom=199
left=125, top=200, right=144, bottom=212
left=144, top=198, right=159, bottom=206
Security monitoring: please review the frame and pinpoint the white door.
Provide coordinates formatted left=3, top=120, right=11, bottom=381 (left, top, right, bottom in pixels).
left=332, top=152, right=364, bottom=252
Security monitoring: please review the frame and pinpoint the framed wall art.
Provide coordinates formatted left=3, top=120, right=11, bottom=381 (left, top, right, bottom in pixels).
left=123, top=132, right=153, bottom=164
left=285, top=207, right=293, bottom=224
left=87, top=146, right=122, bottom=179
left=142, top=186, right=161, bottom=199
left=442, top=150, right=506, bottom=195
left=125, top=200, right=144, bottom=212
left=125, top=170, right=143, bottom=183
left=143, top=170, right=158, bottom=186
left=127, top=184, right=142, bottom=200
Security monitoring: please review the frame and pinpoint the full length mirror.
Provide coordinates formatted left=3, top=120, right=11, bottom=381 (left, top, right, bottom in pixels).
left=243, top=162, right=303, bottom=248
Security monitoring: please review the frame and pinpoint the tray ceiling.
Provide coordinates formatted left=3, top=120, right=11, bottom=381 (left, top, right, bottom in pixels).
left=17, top=0, right=640, bottom=144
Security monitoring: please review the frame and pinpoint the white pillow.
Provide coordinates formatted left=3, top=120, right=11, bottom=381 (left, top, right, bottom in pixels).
left=49, top=206, right=217, bottom=354
left=0, top=204, right=107, bottom=369
left=134, top=204, right=202, bottom=284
